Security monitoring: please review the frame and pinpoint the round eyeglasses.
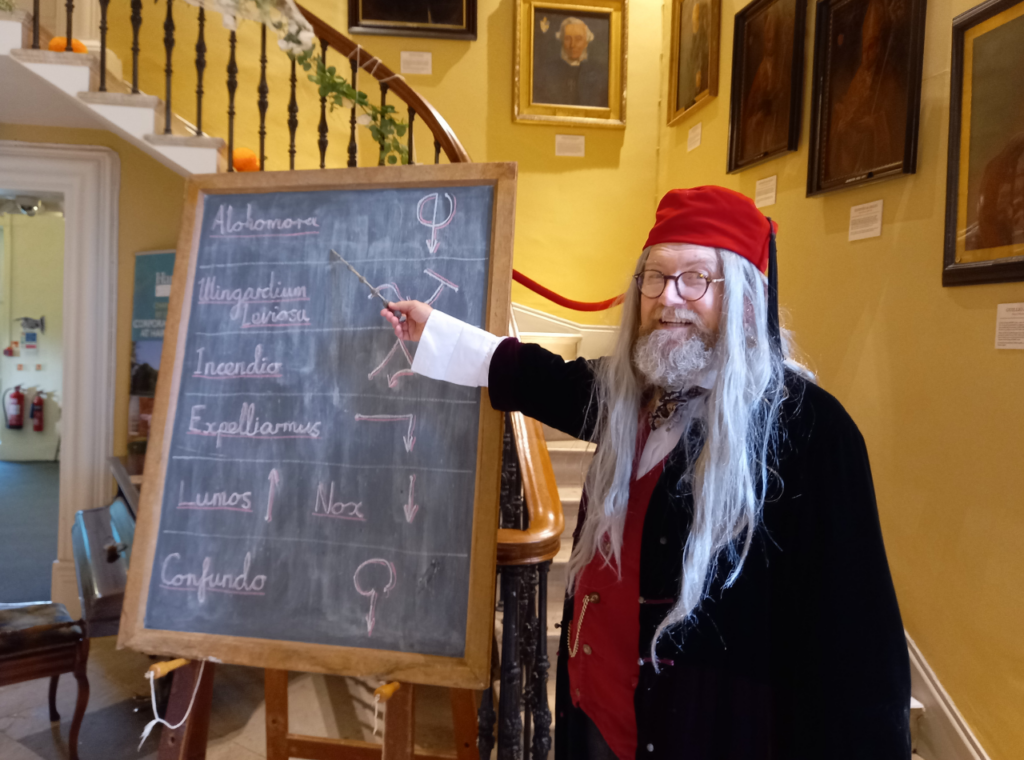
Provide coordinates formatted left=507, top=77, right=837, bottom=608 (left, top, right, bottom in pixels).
left=634, top=270, right=724, bottom=302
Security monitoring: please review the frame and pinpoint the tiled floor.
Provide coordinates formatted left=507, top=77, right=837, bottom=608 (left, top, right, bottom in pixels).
left=0, top=635, right=460, bottom=759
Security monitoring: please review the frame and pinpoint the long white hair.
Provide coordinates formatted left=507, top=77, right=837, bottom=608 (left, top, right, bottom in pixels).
left=567, top=247, right=809, bottom=662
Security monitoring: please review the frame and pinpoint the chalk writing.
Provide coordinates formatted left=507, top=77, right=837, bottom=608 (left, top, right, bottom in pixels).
left=197, top=273, right=309, bottom=320
left=265, top=469, right=280, bottom=522
left=239, top=302, right=312, bottom=329
left=368, top=338, right=415, bottom=389
left=188, top=403, right=322, bottom=447
left=160, top=551, right=267, bottom=602
left=402, top=475, right=419, bottom=523
left=312, top=482, right=366, bottom=521
left=353, top=413, right=416, bottom=452
left=423, top=269, right=460, bottom=305
left=417, top=193, right=456, bottom=253
left=353, top=558, right=397, bottom=636
left=193, top=345, right=284, bottom=380
left=210, top=203, right=320, bottom=238
left=176, top=480, right=253, bottom=512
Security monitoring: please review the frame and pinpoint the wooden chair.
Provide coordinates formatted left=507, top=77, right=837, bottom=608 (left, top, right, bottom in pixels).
left=0, top=602, right=90, bottom=760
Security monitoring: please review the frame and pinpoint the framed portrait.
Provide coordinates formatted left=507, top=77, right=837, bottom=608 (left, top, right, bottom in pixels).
left=514, top=0, right=628, bottom=128
left=347, top=0, right=477, bottom=40
left=667, top=0, right=721, bottom=125
left=806, top=0, right=927, bottom=195
left=726, top=0, right=806, bottom=172
left=943, top=0, right=1024, bottom=286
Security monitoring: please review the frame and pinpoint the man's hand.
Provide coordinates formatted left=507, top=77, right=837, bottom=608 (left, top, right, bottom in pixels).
left=381, top=300, right=432, bottom=341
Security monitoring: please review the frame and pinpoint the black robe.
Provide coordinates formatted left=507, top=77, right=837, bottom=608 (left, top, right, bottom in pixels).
left=487, top=339, right=911, bottom=760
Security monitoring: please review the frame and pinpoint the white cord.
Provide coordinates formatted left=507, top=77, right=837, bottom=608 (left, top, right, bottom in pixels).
left=372, top=693, right=382, bottom=736
left=138, top=661, right=207, bottom=749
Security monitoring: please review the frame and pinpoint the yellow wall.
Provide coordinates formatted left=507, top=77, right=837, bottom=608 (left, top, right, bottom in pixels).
left=0, top=125, right=186, bottom=458
left=103, top=0, right=663, bottom=326
left=655, top=0, right=1024, bottom=754
left=0, top=213, right=64, bottom=461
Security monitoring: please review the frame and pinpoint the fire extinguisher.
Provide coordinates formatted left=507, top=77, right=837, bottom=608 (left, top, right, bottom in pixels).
left=30, top=391, right=44, bottom=432
left=3, top=386, right=24, bottom=429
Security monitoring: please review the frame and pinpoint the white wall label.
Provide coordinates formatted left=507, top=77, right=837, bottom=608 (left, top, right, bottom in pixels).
left=400, top=51, right=432, bottom=75
left=848, top=200, right=883, bottom=241
left=996, top=303, right=1024, bottom=349
left=754, top=176, right=777, bottom=208
left=555, top=134, right=586, bottom=157
left=687, top=122, right=702, bottom=152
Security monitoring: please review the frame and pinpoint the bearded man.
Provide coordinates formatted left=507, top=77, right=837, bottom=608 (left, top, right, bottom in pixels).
left=382, top=186, right=911, bottom=759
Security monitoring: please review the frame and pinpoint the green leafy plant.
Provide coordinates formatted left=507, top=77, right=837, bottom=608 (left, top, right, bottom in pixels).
left=299, top=52, right=409, bottom=166
left=0, top=0, right=16, bottom=13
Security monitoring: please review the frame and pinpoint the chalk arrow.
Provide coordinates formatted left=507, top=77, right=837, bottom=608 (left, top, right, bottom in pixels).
left=266, top=468, right=280, bottom=522
left=354, top=414, right=416, bottom=452
left=417, top=192, right=456, bottom=254
left=402, top=475, right=420, bottom=523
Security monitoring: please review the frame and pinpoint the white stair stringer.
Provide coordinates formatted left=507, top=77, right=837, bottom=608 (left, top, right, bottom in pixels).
left=2, top=15, right=224, bottom=177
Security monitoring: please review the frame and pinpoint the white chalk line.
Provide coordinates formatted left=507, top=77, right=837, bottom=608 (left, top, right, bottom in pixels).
left=197, top=256, right=488, bottom=269
left=161, top=529, right=469, bottom=559
left=343, top=256, right=489, bottom=264
left=195, top=326, right=392, bottom=336
left=182, top=391, right=476, bottom=405
left=170, top=455, right=473, bottom=474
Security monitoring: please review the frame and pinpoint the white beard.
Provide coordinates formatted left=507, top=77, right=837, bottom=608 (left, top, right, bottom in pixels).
left=633, top=318, right=714, bottom=390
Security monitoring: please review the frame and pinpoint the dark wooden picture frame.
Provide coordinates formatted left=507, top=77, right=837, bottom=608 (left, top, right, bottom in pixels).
left=806, top=0, right=927, bottom=195
left=119, top=163, right=517, bottom=690
left=667, top=0, right=721, bottom=125
left=347, top=0, right=478, bottom=41
left=726, top=0, right=806, bottom=172
left=943, top=0, right=1024, bottom=286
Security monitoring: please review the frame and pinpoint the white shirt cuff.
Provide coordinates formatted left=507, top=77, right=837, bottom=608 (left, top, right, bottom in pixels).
left=410, top=309, right=502, bottom=388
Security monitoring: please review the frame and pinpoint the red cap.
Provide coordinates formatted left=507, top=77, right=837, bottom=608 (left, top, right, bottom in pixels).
left=644, top=186, right=778, bottom=273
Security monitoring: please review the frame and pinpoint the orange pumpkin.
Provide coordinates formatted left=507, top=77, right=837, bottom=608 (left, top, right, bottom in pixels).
left=48, top=37, right=88, bottom=53
left=232, top=147, right=260, bottom=172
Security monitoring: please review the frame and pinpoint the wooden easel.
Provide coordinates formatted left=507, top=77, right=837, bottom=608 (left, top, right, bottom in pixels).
left=154, top=663, right=480, bottom=760
left=264, top=670, right=480, bottom=760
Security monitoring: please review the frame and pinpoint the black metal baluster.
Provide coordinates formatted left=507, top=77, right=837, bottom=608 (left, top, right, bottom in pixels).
left=346, top=54, right=357, bottom=167
left=530, top=561, right=553, bottom=760
left=434, top=140, right=441, bottom=165
left=377, top=81, right=388, bottom=166
left=194, top=7, right=205, bottom=135
left=520, top=567, right=538, bottom=757
left=98, top=0, right=110, bottom=90
left=162, top=0, right=174, bottom=134
left=317, top=39, right=328, bottom=169
left=32, top=0, right=39, bottom=48
left=478, top=665, right=497, bottom=759
left=498, top=566, right=524, bottom=760
left=257, top=24, right=268, bottom=170
left=407, top=107, right=415, bottom=165
left=287, top=58, right=298, bottom=170
left=64, top=0, right=73, bottom=51
left=130, top=0, right=142, bottom=93
left=226, top=29, right=237, bottom=172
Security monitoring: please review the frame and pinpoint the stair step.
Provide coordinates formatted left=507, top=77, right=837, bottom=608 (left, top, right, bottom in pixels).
left=520, top=332, right=582, bottom=361
left=0, top=11, right=32, bottom=55
left=145, top=133, right=225, bottom=174
left=79, top=91, right=160, bottom=140
left=543, top=423, right=587, bottom=442
left=10, top=47, right=99, bottom=95
left=547, top=440, right=594, bottom=488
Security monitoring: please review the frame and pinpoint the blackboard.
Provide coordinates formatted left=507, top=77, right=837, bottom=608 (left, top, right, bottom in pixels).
left=120, top=164, right=516, bottom=689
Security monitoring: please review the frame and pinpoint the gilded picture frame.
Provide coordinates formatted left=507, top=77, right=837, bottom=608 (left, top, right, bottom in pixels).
left=514, top=0, right=628, bottom=128
left=347, top=0, right=477, bottom=41
left=943, top=0, right=1024, bottom=285
left=806, top=0, right=927, bottom=195
left=726, top=0, right=806, bottom=172
left=667, top=0, right=721, bottom=125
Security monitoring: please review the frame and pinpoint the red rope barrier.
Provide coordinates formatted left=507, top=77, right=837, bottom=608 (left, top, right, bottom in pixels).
left=512, top=269, right=625, bottom=312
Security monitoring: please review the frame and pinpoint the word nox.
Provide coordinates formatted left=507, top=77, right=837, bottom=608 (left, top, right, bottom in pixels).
left=160, top=552, right=266, bottom=603
left=198, top=273, right=308, bottom=320
left=210, top=204, right=319, bottom=236
left=194, top=344, right=284, bottom=379
left=189, top=403, right=323, bottom=447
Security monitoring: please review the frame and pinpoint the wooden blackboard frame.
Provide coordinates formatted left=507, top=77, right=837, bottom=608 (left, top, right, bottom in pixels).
left=118, top=163, right=517, bottom=690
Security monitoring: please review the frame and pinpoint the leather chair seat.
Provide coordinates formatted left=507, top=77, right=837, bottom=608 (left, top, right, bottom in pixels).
left=0, top=602, right=84, bottom=656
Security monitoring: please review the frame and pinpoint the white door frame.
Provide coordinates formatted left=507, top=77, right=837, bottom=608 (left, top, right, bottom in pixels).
left=0, top=140, right=119, bottom=616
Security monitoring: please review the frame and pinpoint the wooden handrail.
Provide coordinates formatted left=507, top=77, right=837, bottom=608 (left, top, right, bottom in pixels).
left=297, top=4, right=472, bottom=165
left=496, top=314, right=566, bottom=565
